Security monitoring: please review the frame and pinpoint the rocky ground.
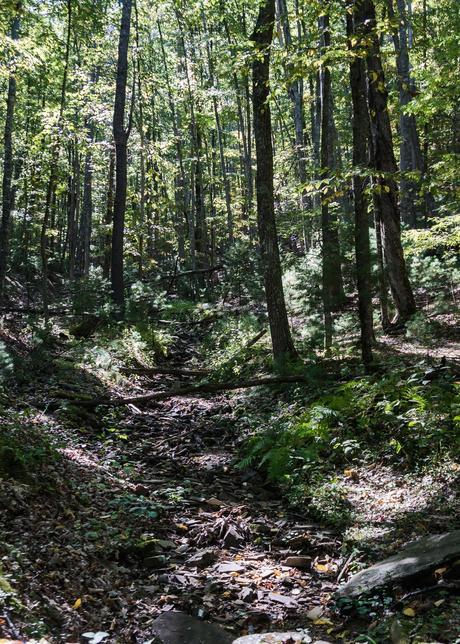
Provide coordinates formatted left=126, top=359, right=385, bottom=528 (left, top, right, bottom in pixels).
left=0, top=317, right=459, bottom=643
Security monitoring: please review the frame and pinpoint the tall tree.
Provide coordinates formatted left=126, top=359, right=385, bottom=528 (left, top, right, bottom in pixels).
left=347, top=1, right=374, bottom=369
left=276, top=0, right=308, bottom=207
left=252, top=0, right=297, bottom=361
left=111, top=0, right=133, bottom=312
left=40, top=0, right=72, bottom=320
left=387, top=0, right=434, bottom=226
left=360, top=0, right=416, bottom=322
left=0, top=4, right=20, bottom=299
left=318, top=3, right=346, bottom=352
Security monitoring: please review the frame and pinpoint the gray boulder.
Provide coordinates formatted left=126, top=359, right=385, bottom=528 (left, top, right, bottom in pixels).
left=336, top=530, right=460, bottom=598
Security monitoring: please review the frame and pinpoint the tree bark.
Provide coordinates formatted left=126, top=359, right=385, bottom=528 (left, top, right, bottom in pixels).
left=347, top=3, right=374, bottom=370
left=276, top=0, right=308, bottom=206
left=318, top=5, right=346, bottom=351
left=70, top=374, right=311, bottom=408
left=386, top=0, right=435, bottom=226
left=0, top=9, right=20, bottom=299
left=111, top=0, right=133, bottom=313
left=40, top=0, right=72, bottom=321
left=103, top=147, right=115, bottom=279
left=251, top=0, right=297, bottom=361
left=360, top=0, right=416, bottom=322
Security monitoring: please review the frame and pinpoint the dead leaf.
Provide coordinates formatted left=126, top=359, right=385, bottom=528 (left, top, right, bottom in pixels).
left=402, top=607, right=415, bottom=617
left=72, top=597, right=82, bottom=609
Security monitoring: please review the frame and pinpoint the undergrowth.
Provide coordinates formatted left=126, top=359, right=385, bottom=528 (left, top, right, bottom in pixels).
left=238, top=362, right=460, bottom=525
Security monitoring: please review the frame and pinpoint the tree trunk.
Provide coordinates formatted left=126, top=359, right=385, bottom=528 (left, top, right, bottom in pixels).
left=387, top=0, right=435, bottom=226
left=111, top=0, right=133, bottom=313
left=103, top=147, right=115, bottom=279
left=360, top=0, right=416, bottom=322
left=347, top=3, right=374, bottom=369
left=0, top=10, right=20, bottom=299
left=202, top=9, right=233, bottom=245
left=40, top=0, right=72, bottom=320
left=79, top=128, right=93, bottom=277
left=251, top=0, right=297, bottom=361
left=318, top=6, right=346, bottom=341
left=158, top=21, right=187, bottom=263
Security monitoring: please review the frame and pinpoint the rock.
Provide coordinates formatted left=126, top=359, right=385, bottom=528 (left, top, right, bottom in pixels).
left=232, top=631, right=311, bottom=643
left=222, top=524, right=245, bottom=548
left=283, top=556, right=312, bottom=569
left=217, top=562, right=245, bottom=573
left=336, top=530, right=460, bottom=598
left=239, top=587, right=256, bottom=602
left=151, top=611, right=233, bottom=644
left=306, top=606, right=323, bottom=621
left=186, top=549, right=218, bottom=569
left=268, top=592, right=298, bottom=608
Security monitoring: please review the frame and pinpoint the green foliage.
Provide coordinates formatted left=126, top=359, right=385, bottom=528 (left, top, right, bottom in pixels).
left=403, top=215, right=460, bottom=258
left=0, top=410, right=59, bottom=481
left=239, top=363, right=460, bottom=517
left=70, top=267, right=112, bottom=316
left=0, top=341, right=14, bottom=384
left=218, top=241, right=264, bottom=303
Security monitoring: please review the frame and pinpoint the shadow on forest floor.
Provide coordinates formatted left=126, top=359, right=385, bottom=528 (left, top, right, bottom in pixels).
left=1, top=313, right=460, bottom=643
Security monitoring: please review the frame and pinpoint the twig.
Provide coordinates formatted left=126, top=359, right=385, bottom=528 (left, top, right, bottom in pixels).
left=1, top=611, right=21, bottom=639
left=391, top=582, right=460, bottom=609
left=337, top=552, right=356, bottom=584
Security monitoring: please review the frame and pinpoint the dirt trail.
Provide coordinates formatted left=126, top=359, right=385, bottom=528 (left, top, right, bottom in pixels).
left=0, top=327, right=342, bottom=642
left=1, top=324, right=459, bottom=643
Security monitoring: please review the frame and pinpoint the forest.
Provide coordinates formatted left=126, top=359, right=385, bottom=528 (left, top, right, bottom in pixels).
left=0, top=0, right=459, bottom=642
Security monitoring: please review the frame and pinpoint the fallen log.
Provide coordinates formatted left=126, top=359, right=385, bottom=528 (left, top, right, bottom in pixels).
left=161, top=265, right=224, bottom=282
left=121, top=366, right=210, bottom=377
left=69, top=374, right=310, bottom=408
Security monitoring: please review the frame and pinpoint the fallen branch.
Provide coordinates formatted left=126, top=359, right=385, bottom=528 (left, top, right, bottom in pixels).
left=69, top=374, right=310, bottom=408
left=243, top=328, right=267, bottom=349
left=161, top=264, right=224, bottom=282
left=121, top=366, right=210, bottom=377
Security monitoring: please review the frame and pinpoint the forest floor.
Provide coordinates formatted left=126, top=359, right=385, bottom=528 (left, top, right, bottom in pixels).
left=0, top=310, right=459, bottom=643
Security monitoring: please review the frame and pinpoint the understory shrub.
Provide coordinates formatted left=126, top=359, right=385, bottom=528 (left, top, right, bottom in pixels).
left=239, top=363, right=460, bottom=514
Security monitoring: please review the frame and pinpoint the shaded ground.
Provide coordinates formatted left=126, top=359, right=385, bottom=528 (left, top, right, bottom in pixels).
left=0, top=316, right=459, bottom=643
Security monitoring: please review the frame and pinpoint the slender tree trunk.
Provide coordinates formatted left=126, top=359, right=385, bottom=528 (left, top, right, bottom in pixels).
left=0, top=10, right=20, bottom=299
left=158, top=21, right=187, bottom=263
left=252, top=0, right=297, bottom=361
left=202, top=10, right=233, bottom=245
left=179, top=20, right=209, bottom=273
left=276, top=0, right=308, bottom=206
left=386, top=0, right=435, bottom=226
left=360, top=0, right=416, bottom=322
left=103, top=147, right=115, bottom=280
left=347, top=3, right=374, bottom=369
left=111, top=0, right=133, bottom=313
left=40, top=0, right=72, bottom=320
left=318, top=6, right=346, bottom=342
left=67, top=140, right=80, bottom=279
left=79, top=126, right=93, bottom=276
left=134, top=1, right=146, bottom=277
